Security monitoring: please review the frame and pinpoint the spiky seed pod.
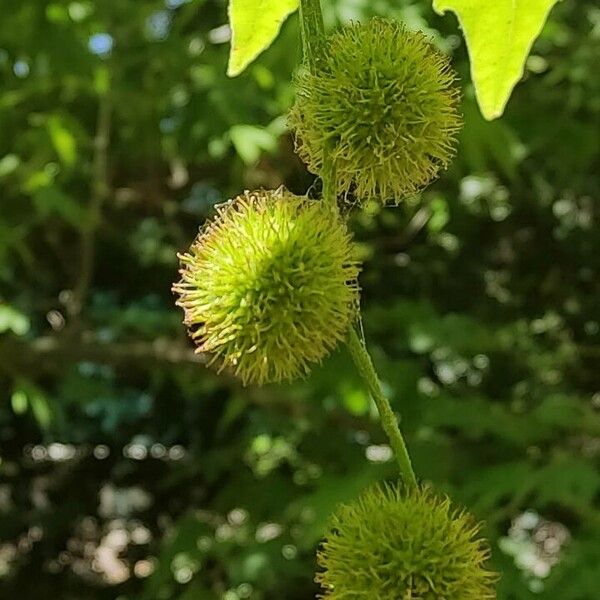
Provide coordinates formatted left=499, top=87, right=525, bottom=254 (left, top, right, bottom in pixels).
left=317, top=483, right=497, bottom=599
left=289, top=18, right=462, bottom=205
left=172, top=188, right=360, bottom=386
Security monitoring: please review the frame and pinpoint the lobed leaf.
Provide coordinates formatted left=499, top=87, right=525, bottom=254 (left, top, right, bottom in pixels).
left=227, top=0, right=298, bottom=77
left=433, top=0, right=561, bottom=120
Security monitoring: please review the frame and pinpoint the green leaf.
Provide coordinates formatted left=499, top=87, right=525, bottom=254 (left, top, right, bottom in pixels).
left=340, top=382, right=370, bottom=416
left=29, top=388, right=53, bottom=430
left=47, top=115, right=77, bottom=167
left=427, top=196, right=450, bottom=233
left=33, top=186, right=88, bottom=228
left=433, top=0, right=561, bottom=120
left=227, top=0, right=298, bottom=77
left=0, top=154, right=20, bottom=178
left=229, top=124, right=278, bottom=164
left=0, top=304, right=30, bottom=335
left=11, top=390, right=28, bottom=415
left=12, top=380, right=53, bottom=430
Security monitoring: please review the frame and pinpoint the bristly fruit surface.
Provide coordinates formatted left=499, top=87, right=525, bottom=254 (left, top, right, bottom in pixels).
left=289, top=17, right=462, bottom=205
left=317, top=482, right=497, bottom=599
left=173, top=188, right=360, bottom=385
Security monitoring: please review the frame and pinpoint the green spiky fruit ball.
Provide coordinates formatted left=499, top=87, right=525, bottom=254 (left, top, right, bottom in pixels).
left=317, top=483, right=496, bottom=599
left=289, top=18, right=462, bottom=204
left=173, top=188, right=360, bottom=385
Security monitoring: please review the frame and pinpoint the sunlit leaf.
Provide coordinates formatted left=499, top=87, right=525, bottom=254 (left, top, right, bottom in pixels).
left=11, top=390, right=28, bottom=415
left=0, top=154, right=20, bottom=178
left=433, top=0, right=561, bottom=119
left=227, top=0, right=298, bottom=77
left=0, top=304, right=30, bottom=335
left=11, top=380, right=53, bottom=430
left=47, top=115, right=77, bottom=167
left=229, top=124, right=278, bottom=164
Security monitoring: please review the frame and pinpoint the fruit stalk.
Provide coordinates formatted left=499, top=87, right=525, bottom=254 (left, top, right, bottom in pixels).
left=346, top=327, right=417, bottom=487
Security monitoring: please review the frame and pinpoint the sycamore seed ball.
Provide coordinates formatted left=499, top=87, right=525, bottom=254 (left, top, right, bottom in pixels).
left=173, top=188, right=360, bottom=385
left=317, top=483, right=497, bottom=599
left=289, top=18, right=462, bottom=205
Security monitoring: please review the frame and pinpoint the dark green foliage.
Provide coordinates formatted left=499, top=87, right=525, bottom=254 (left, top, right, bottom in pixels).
left=0, top=1, right=599, bottom=599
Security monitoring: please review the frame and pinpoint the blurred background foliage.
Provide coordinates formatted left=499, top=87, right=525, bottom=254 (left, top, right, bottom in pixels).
left=0, top=0, right=599, bottom=598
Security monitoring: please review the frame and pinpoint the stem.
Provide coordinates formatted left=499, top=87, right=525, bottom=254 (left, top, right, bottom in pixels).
left=296, top=1, right=415, bottom=483
left=298, top=1, right=337, bottom=207
left=299, top=0, right=324, bottom=72
left=71, top=86, right=112, bottom=317
left=346, top=327, right=417, bottom=487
